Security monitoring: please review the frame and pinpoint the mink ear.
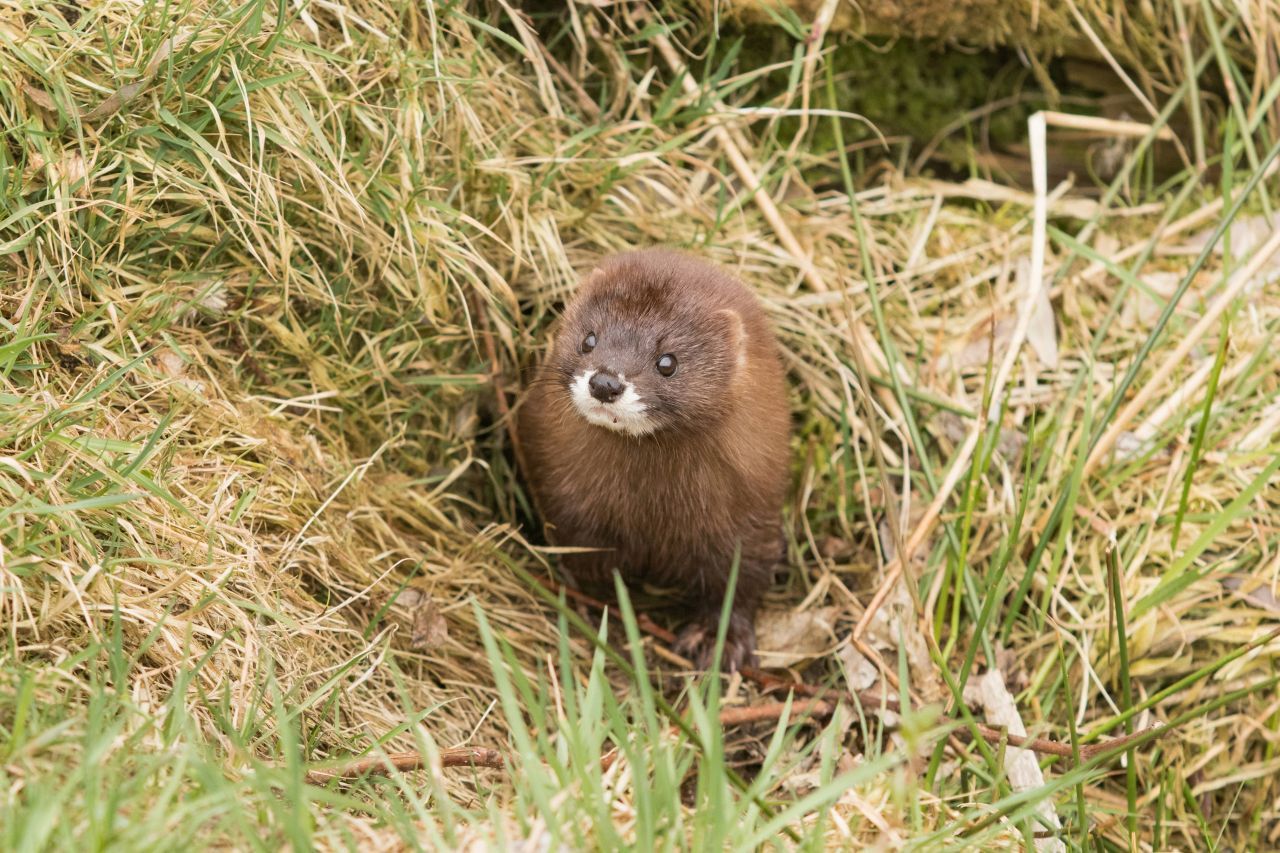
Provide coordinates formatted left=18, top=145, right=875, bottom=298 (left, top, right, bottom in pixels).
left=715, top=308, right=748, bottom=371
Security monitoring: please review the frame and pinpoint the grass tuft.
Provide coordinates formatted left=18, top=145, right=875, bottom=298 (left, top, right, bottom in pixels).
left=2, top=0, right=1279, bottom=847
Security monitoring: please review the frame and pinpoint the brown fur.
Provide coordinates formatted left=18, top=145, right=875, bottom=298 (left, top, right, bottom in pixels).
left=518, top=248, right=791, bottom=670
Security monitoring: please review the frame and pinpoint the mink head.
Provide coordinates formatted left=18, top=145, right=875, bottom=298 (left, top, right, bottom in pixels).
left=545, top=251, right=748, bottom=438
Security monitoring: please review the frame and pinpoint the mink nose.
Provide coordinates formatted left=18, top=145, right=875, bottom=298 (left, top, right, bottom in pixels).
left=588, top=371, right=624, bottom=403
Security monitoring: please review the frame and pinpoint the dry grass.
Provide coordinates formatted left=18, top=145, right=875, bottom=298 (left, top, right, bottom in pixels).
left=2, top=0, right=1279, bottom=849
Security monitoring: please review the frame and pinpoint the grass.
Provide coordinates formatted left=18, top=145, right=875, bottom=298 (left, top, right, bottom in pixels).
left=3, top=0, right=1280, bottom=848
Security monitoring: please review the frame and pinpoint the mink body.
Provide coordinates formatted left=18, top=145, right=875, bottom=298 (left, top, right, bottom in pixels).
left=518, top=249, right=790, bottom=670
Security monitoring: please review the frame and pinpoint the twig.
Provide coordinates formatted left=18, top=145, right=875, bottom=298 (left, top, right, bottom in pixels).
left=304, top=747, right=504, bottom=784
left=719, top=699, right=835, bottom=726
left=962, top=722, right=1174, bottom=761
left=306, top=703, right=837, bottom=784
left=1038, top=110, right=1177, bottom=142
left=610, top=700, right=840, bottom=770
left=302, top=709, right=1176, bottom=784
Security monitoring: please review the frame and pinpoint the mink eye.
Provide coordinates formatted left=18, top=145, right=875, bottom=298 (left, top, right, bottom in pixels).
left=656, top=353, right=677, bottom=377
left=581, top=332, right=597, bottom=353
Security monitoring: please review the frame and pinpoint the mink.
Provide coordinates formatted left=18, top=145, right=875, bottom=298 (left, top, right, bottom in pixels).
left=518, top=248, right=791, bottom=671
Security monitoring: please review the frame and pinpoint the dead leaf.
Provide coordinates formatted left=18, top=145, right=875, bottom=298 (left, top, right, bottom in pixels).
left=963, top=669, right=1065, bottom=852
left=1222, top=576, right=1280, bottom=614
left=453, top=397, right=479, bottom=441
left=411, top=598, right=449, bottom=650
left=1026, top=272, right=1059, bottom=369
left=25, top=149, right=89, bottom=195
left=1113, top=430, right=1148, bottom=463
left=818, top=535, right=852, bottom=561
left=755, top=606, right=840, bottom=667
left=197, top=282, right=228, bottom=315
left=23, top=82, right=57, bottom=111
left=153, top=346, right=207, bottom=395
left=933, top=411, right=1026, bottom=466
left=145, top=31, right=196, bottom=78
left=82, top=30, right=197, bottom=123
left=952, top=316, right=1016, bottom=371
left=1121, top=270, right=1179, bottom=328
left=836, top=643, right=880, bottom=692
left=1093, top=232, right=1120, bottom=260
left=155, top=348, right=186, bottom=378
left=83, top=81, right=148, bottom=122
left=1182, top=214, right=1280, bottom=295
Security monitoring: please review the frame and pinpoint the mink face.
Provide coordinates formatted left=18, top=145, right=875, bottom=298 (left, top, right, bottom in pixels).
left=519, top=248, right=791, bottom=672
left=543, top=265, right=743, bottom=437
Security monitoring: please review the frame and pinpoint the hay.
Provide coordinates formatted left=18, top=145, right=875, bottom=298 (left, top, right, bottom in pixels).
left=2, top=0, right=1279, bottom=847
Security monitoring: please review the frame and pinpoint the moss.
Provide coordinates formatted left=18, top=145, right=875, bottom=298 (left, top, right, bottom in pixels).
left=728, top=27, right=1045, bottom=171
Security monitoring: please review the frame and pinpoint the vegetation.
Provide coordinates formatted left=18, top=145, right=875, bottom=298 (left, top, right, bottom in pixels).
left=2, top=0, right=1278, bottom=848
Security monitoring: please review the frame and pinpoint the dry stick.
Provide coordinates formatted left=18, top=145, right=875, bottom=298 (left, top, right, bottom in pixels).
left=720, top=698, right=836, bottom=726
left=598, top=699, right=840, bottom=771
left=1085, top=226, right=1280, bottom=473
left=308, top=704, right=839, bottom=783
left=1037, top=110, right=1178, bottom=142
left=303, top=707, right=1172, bottom=784
left=305, top=747, right=505, bottom=784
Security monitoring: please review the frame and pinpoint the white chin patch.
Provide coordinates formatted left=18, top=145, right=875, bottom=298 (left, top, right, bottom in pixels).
left=570, top=370, right=658, bottom=437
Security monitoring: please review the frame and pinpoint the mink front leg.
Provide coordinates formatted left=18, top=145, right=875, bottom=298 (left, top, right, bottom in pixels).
left=674, top=600, right=760, bottom=672
left=673, top=554, right=773, bottom=672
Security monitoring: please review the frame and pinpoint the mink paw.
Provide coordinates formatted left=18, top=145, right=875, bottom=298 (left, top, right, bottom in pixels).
left=674, top=610, right=758, bottom=673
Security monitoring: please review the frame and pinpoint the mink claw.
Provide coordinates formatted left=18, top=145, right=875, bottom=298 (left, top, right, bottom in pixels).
left=675, top=613, right=758, bottom=673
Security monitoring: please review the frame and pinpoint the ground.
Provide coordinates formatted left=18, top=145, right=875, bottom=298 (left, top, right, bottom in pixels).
left=1, top=0, right=1279, bottom=849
